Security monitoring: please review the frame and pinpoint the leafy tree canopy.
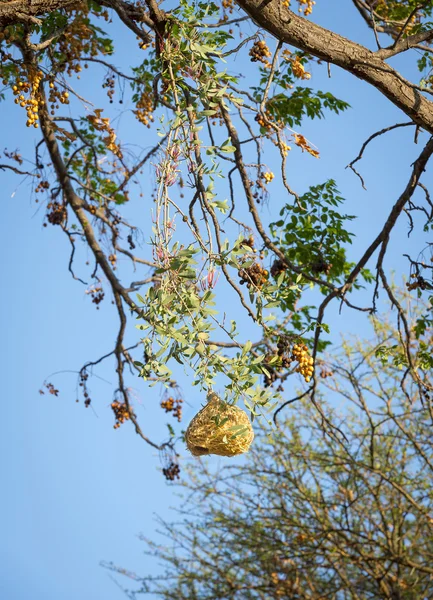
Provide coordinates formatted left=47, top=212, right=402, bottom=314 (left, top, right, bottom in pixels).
left=1, top=0, right=432, bottom=456
left=105, top=300, right=433, bottom=598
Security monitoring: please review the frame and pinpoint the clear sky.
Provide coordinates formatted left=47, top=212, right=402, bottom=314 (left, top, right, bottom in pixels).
left=1, top=2, right=430, bottom=599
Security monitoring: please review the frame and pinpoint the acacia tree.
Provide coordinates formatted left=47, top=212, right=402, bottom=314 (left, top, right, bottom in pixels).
left=104, top=306, right=433, bottom=599
left=1, top=0, right=432, bottom=456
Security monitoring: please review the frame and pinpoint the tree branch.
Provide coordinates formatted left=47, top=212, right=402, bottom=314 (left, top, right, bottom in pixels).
left=234, top=0, right=433, bottom=133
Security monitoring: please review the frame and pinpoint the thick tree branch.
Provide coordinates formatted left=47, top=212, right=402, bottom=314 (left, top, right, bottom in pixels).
left=0, top=0, right=77, bottom=26
left=234, top=0, right=433, bottom=133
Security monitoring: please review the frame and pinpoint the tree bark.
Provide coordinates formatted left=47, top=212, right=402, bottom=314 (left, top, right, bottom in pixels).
left=0, top=0, right=78, bottom=26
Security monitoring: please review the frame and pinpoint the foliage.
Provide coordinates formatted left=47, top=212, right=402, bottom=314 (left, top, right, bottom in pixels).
left=0, top=0, right=432, bottom=453
left=105, top=304, right=433, bottom=598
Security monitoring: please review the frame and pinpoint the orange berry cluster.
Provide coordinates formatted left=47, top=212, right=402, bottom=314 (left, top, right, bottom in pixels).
left=108, top=254, right=117, bottom=269
left=161, top=396, right=183, bottom=422
left=111, top=400, right=130, bottom=429
left=239, top=262, right=269, bottom=289
left=56, top=7, right=109, bottom=77
left=12, top=71, right=44, bottom=128
left=278, top=140, right=292, bottom=156
left=134, top=91, right=154, bottom=127
left=249, top=40, right=272, bottom=68
left=292, top=343, right=314, bottom=382
left=47, top=202, right=67, bottom=226
left=239, top=235, right=265, bottom=258
left=262, top=171, right=274, bottom=184
left=301, top=0, right=316, bottom=15
left=241, top=235, right=256, bottom=251
left=35, top=180, right=50, bottom=194
left=222, top=0, right=235, bottom=12
left=285, top=0, right=315, bottom=15
left=47, top=81, right=70, bottom=115
left=255, top=109, right=281, bottom=132
left=136, top=35, right=150, bottom=51
left=320, top=366, right=334, bottom=379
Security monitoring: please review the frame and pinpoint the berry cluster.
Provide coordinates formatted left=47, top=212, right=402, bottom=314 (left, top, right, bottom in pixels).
left=292, top=343, right=314, bottom=382
left=320, top=366, right=334, bottom=379
left=262, top=171, right=274, bottom=184
left=39, top=382, right=60, bottom=396
left=79, top=371, right=91, bottom=407
left=163, top=461, right=180, bottom=481
left=406, top=273, right=429, bottom=291
left=47, top=81, right=70, bottom=116
left=47, top=202, right=67, bottom=226
left=270, top=259, right=288, bottom=280
left=263, top=337, right=294, bottom=388
left=111, top=400, right=130, bottom=429
left=255, top=109, right=283, bottom=132
left=134, top=91, right=154, bottom=128
left=108, top=254, right=117, bottom=269
left=255, top=111, right=270, bottom=130
left=239, top=235, right=265, bottom=263
left=282, top=0, right=315, bottom=15
left=239, top=263, right=269, bottom=290
left=161, top=396, right=183, bottom=422
left=55, top=7, right=109, bottom=77
left=249, top=40, right=272, bottom=68
left=263, top=353, right=281, bottom=388
left=102, top=75, right=115, bottom=103
left=12, top=71, right=44, bottom=128
left=222, top=0, right=235, bottom=11
left=241, top=235, right=256, bottom=251
left=136, top=35, right=150, bottom=51
left=209, top=105, right=224, bottom=127
left=35, top=180, right=50, bottom=194
left=298, top=0, right=316, bottom=16
left=127, top=233, right=136, bottom=250
left=311, top=256, right=332, bottom=276
left=279, top=140, right=292, bottom=156
left=276, top=337, right=295, bottom=368
left=86, top=286, right=105, bottom=308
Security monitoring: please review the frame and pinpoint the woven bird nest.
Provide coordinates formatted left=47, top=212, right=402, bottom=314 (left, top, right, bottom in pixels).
left=185, top=392, right=254, bottom=457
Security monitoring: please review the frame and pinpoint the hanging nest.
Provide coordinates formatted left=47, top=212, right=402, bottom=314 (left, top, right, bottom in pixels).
left=185, top=392, right=254, bottom=457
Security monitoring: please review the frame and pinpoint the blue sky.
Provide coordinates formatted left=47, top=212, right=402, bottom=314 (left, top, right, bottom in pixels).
left=1, top=1, right=431, bottom=599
